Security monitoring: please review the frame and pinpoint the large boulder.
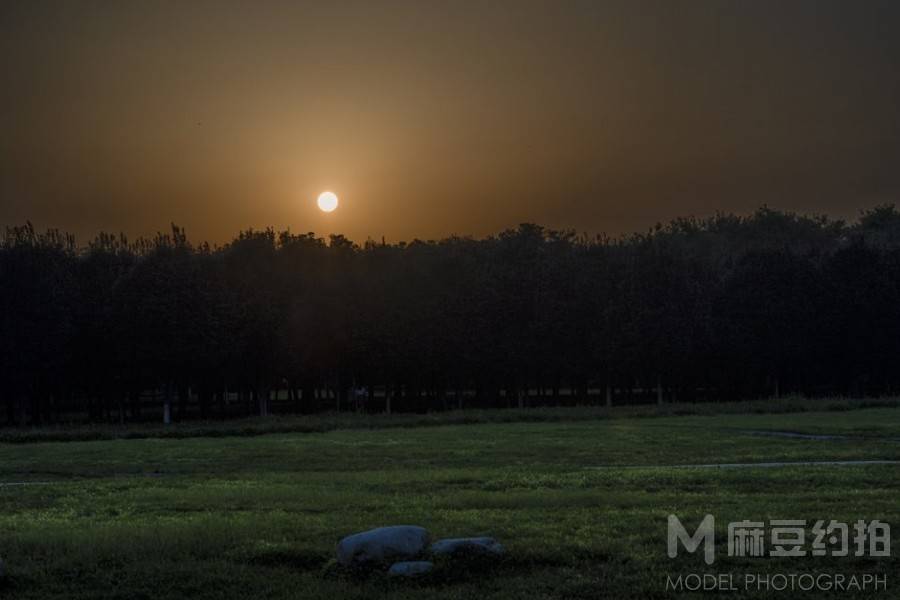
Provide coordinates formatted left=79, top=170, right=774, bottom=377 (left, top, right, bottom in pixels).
left=387, top=560, right=434, bottom=577
left=337, top=526, right=430, bottom=566
left=430, top=537, right=505, bottom=557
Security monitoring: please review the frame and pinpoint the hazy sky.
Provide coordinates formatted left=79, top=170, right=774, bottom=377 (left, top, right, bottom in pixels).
left=2, top=0, right=899, bottom=244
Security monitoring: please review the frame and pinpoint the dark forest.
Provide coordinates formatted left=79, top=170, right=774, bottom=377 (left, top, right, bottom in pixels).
left=4, top=205, right=900, bottom=425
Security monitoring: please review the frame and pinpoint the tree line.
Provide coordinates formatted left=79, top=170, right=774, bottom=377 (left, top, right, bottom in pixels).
left=3, top=205, right=900, bottom=425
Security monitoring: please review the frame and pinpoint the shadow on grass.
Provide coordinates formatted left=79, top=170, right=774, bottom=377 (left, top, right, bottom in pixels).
left=235, top=543, right=330, bottom=572
left=317, top=547, right=613, bottom=586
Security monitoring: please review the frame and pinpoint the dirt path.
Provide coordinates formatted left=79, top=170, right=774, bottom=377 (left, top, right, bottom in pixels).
left=0, top=481, right=55, bottom=487
left=739, top=429, right=900, bottom=441
left=739, top=429, right=849, bottom=441
left=588, top=459, right=900, bottom=470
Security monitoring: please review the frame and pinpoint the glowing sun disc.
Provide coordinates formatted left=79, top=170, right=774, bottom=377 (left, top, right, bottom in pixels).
left=317, top=191, right=338, bottom=212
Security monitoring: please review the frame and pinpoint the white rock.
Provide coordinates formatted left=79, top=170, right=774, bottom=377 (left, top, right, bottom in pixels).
left=337, top=525, right=430, bottom=566
left=387, top=560, right=434, bottom=577
left=430, top=537, right=505, bottom=556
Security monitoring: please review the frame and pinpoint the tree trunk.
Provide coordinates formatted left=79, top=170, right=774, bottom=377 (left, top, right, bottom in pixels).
left=219, top=386, right=227, bottom=419
left=407, top=384, right=419, bottom=412
left=605, top=385, right=612, bottom=408
left=5, top=392, right=15, bottom=426
left=302, top=382, right=315, bottom=414
left=177, top=383, right=189, bottom=420
left=198, top=387, right=210, bottom=420
left=130, top=389, right=141, bottom=421
left=656, top=378, right=663, bottom=405
left=31, top=388, right=43, bottom=426
left=288, top=384, right=298, bottom=413
left=163, top=384, right=172, bottom=425
left=258, top=386, right=269, bottom=417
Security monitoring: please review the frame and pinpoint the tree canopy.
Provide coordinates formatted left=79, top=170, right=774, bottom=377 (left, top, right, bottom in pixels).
left=3, top=206, right=900, bottom=424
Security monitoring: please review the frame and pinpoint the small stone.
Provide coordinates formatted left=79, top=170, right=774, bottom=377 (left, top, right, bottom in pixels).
left=387, top=560, right=434, bottom=577
left=337, top=525, right=430, bottom=566
left=430, top=537, right=505, bottom=557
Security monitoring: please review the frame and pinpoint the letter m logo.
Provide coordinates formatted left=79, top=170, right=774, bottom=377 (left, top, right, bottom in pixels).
left=668, top=514, right=715, bottom=565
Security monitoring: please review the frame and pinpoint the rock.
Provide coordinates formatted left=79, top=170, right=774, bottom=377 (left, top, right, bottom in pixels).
left=337, top=525, right=430, bottom=566
left=430, top=537, right=505, bottom=557
left=387, top=560, right=434, bottom=577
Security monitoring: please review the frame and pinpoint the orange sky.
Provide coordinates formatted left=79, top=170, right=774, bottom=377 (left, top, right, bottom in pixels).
left=2, top=0, right=899, bottom=244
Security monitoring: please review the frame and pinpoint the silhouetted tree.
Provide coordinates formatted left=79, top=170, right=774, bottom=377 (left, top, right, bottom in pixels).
left=3, top=205, right=900, bottom=424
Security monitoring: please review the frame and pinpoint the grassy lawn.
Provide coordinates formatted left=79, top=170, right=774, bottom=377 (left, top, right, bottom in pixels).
left=1, top=406, right=898, bottom=599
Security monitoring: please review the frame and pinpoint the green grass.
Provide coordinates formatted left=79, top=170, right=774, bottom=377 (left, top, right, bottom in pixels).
left=1, top=405, right=898, bottom=599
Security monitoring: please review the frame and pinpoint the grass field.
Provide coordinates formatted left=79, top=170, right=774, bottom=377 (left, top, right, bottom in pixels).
left=1, top=404, right=898, bottom=599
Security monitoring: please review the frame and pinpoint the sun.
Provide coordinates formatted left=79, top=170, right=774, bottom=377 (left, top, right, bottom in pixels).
left=317, top=191, right=338, bottom=212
